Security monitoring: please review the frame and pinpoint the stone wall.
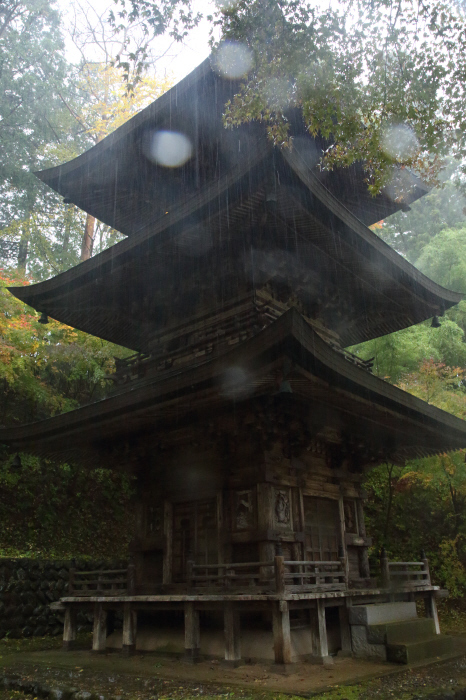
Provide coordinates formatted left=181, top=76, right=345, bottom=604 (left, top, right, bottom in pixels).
left=0, top=558, right=125, bottom=639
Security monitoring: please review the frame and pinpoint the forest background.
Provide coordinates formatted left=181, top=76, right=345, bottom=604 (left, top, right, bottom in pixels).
left=3, top=0, right=466, bottom=614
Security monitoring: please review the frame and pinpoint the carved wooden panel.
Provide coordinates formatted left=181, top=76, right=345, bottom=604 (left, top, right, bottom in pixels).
left=273, top=488, right=292, bottom=529
left=145, top=504, right=163, bottom=537
left=233, top=490, right=254, bottom=531
left=343, top=499, right=358, bottom=535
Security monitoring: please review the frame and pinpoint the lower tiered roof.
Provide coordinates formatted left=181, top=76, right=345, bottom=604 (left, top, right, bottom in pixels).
left=1, top=309, right=465, bottom=466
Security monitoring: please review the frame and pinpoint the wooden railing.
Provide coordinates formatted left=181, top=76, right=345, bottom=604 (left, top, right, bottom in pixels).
left=69, top=564, right=135, bottom=597
left=187, top=560, right=273, bottom=590
left=280, top=559, right=347, bottom=593
left=380, top=550, right=431, bottom=589
left=188, top=556, right=347, bottom=594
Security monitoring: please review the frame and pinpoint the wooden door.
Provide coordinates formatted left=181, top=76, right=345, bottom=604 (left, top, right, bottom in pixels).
left=172, top=499, right=217, bottom=581
left=303, top=496, right=340, bottom=561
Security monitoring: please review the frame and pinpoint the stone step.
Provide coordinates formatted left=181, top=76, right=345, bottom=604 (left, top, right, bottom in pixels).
left=386, top=635, right=454, bottom=664
left=348, top=601, right=417, bottom=626
left=368, top=618, right=436, bottom=645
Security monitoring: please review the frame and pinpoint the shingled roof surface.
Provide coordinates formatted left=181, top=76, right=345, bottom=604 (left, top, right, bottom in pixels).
left=1, top=310, right=465, bottom=464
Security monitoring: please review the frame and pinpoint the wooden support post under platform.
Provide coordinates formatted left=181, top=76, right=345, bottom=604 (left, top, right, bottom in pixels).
left=338, top=603, right=353, bottom=656
left=92, top=603, right=107, bottom=653
left=184, top=602, right=200, bottom=662
left=310, top=600, right=333, bottom=665
left=425, top=593, right=441, bottom=635
left=223, top=602, right=241, bottom=667
left=62, top=608, right=76, bottom=651
left=272, top=600, right=292, bottom=667
left=122, top=602, right=137, bottom=655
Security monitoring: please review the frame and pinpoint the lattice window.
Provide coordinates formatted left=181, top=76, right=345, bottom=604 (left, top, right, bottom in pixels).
left=172, top=499, right=217, bottom=581
left=303, top=496, right=340, bottom=562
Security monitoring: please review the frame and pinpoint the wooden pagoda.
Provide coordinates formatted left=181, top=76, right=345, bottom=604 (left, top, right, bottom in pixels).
left=1, top=58, right=465, bottom=666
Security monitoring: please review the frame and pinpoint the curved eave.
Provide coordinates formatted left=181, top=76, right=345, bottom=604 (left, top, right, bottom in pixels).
left=10, top=147, right=462, bottom=350
left=282, top=147, right=463, bottom=311
left=36, top=58, right=213, bottom=186
left=1, top=309, right=466, bottom=463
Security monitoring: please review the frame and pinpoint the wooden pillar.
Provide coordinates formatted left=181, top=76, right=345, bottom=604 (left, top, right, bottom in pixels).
left=257, top=483, right=275, bottom=569
left=380, top=548, right=390, bottom=588
left=163, top=501, right=173, bottom=585
left=223, top=602, right=241, bottom=666
left=272, top=600, right=292, bottom=666
left=122, top=603, right=137, bottom=654
left=184, top=602, right=200, bottom=662
left=338, top=604, right=352, bottom=655
left=92, top=603, right=107, bottom=653
left=274, top=555, right=285, bottom=595
left=310, top=599, right=332, bottom=665
left=425, top=593, right=441, bottom=635
left=62, top=607, right=76, bottom=651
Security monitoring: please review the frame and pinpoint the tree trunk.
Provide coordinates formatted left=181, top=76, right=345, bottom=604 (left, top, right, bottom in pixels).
left=62, top=204, right=72, bottom=256
left=17, top=219, right=30, bottom=272
left=80, top=213, right=96, bottom=261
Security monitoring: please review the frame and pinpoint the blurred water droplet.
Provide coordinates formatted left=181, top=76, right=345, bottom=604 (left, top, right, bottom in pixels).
left=381, top=124, right=419, bottom=161
left=264, top=77, right=291, bottom=110
left=383, top=166, right=419, bottom=202
left=220, top=366, right=252, bottom=399
left=213, top=41, right=253, bottom=79
left=146, top=130, right=193, bottom=168
left=215, top=0, right=238, bottom=9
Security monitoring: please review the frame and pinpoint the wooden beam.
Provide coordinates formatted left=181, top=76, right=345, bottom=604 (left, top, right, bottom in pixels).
left=92, top=603, right=107, bottom=653
left=62, top=608, right=76, bottom=651
left=184, top=602, right=200, bottom=662
left=272, top=600, right=292, bottom=665
left=223, top=602, right=241, bottom=666
left=122, top=602, right=137, bottom=654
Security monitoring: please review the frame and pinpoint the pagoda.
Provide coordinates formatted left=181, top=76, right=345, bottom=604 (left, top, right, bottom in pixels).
left=1, top=57, right=464, bottom=666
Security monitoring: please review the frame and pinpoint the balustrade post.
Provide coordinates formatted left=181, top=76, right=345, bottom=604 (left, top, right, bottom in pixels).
left=380, top=547, right=390, bottom=588
left=274, top=556, right=285, bottom=595
left=68, top=567, right=76, bottom=596
left=421, top=549, right=431, bottom=585
left=338, top=544, right=348, bottom=587
left=97, top=569, right=103, bottom=595
left=127, top=558, right=136, bottom=595
left=186, top=560, right=194, bottom=591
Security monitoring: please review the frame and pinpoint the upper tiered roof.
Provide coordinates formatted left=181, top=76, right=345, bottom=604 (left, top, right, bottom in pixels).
left=9, top=58, right=462, bottom=351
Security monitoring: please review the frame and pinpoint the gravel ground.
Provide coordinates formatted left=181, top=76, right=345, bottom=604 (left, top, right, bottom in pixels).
left=1, top=635, right=466, bottom=699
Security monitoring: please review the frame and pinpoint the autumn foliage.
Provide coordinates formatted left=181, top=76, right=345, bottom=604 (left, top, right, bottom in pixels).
left=0, top=269, right=134, bottom=558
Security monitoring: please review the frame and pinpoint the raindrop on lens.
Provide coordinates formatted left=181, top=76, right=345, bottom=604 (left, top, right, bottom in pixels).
left=220, top=366, right=252, bottom=399
left=381, top=124, right=419, bottom=161
left=146, top=130, right=193, bottom=168
left=213, top=41, right=253, bottom=79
